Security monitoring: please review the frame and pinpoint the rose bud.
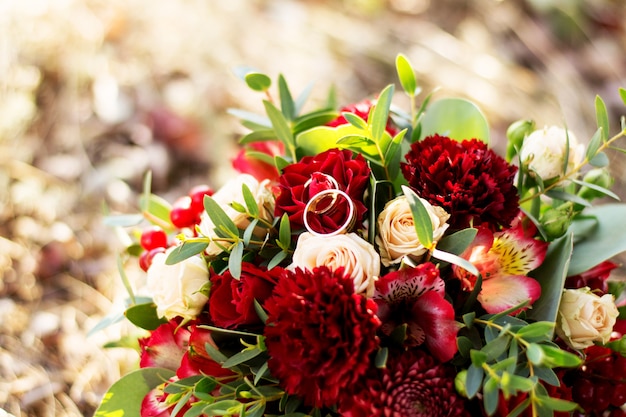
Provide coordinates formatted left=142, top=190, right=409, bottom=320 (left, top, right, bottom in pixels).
left=578, top=167, right=614, bottom=201
left=519, top=126, right=584, bottom=181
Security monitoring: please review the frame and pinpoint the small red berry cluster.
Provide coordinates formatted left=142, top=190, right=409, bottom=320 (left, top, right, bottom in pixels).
left=138, top=185, right=213, bottom=271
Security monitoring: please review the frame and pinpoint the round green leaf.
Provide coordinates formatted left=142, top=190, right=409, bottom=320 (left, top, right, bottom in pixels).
left=419, top=98, right=490, bottom=143
left=245, top=72, right=272, bottom=92
left=396, top=53, right=417, bottom=96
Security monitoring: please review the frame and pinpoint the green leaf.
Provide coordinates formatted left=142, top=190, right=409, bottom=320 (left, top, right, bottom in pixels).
left=544, top=190, right=591, bottom=207
left=342, top=112, right=369, bottom=130
left=533, top=366, right=560, bottom=386
left=267, top=250, right=287, bottom=269
left=419, top=98, right=490, bottom=143
left=432, top=248, right=480, bottom=277
left=253, top=299, right=269, bottom=324
left=370, top=84, right=395, bottom=142
left=139, top=193, right=173, bottom=228
left=483, top=376, right=499, bottom=416
left=527, top=232, right=573, bottom=324
left=238, top=129, right=277, bottom=145
left=228, top=241, right=244, bottom=279
left=165, top=241, right=208, bottom=265
left=589, top=151, right=609, bottom=167
left=595, top=95, right=610, bottom=141
left=278, top=74, right=296, bottom=120
left=241, top=184, right=259, bottom=217
left=337, top=134, right=376, bottom=147
left=396, top=53, right=417, bottom=96
left=243, top=218, right=259, bottom=246
left=572, top=178, right=620, bottom=200
left=402, top=185, right=433, bottom=249
left=245, top=72, right=271, bottom=92
left=526, top=343, right=544, bottom=365
left=263, top=100, right=295, bottom=155
left=295, top=124, right=362, bottom=156
left=537, top=396, right=579, bottom=412
left=507, top=398, right=532, bottom=417
left=481, top=334, right=511, bottom=361
left=516, top=322, right=555, bottom=341
left=375, top=347, right=388, bottom=368
left=292, top=109, right=338, bottom=134
left=203, top=400, right=245, bottom=416
left=125, top=303, right=167, bottom=330
left=222, top=346, right=264, bottom=368
left=540, top=344, right=582, bottom=368
left=585, top=127, right=603, bottom=161
left=103, top=214, right=144, bottom=228
left=382, top=129, right=406, bottom=181
left=204, top=195, right=239, bottom=238
left=569, top=204, right=626, bottom=275
left=619, top=87, right=626, bottom=106
left=466, top=363, right=484, bottom=398
left=278, top=213, right=291, bottom=249
left=94, top=368, right=175, bottom=417
left=227, top=108, right=271, bottom=128
left=253, top=360, right=270, bottom=386
left=436, top=228, right=478, bottom=255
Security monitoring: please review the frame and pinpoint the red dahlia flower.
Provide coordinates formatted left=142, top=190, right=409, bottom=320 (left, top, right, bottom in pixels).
left=208, top=262, right=280, bottom=329
left=401, top=134, right=519, bottom=230
left=339, top=348, right=470, bottom=417
left=327, top=99, right=399, bottom=136
left=263, top=266, right=381, bottom=408
left=373, top=263, right=459, bottom=362
left=275, top=148, right=370, bottom=234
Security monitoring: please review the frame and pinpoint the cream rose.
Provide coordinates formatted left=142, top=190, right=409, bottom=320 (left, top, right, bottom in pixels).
left=376, top=195, right=450, bottom=267
left=146, top=247, right=210, bottom=321
left=199, top=174, right=274, bottom=256
left=519, top=126, right=584, bottom=180
left=556, top=288, right=619, bottom=350
left=290, top=232, right=380, bottom=297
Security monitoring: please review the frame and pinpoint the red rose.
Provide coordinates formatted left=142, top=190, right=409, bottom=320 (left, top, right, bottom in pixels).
left=232, top=141, right=284, bottom=182
left=208, top=262, right=280, bottom=329
left=275, top=148, right=370, bottom=234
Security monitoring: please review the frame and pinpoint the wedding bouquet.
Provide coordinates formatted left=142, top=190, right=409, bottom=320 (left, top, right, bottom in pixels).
left=95, top=54, right=626, bottom=417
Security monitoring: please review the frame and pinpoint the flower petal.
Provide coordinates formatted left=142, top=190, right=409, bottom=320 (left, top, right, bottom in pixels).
left=410, top=291, right=459, bottom=362
left=492, top=224, right=548, bottom=275
left=478, top=275, right=542, bottom=314
left=374, top=262, right=444, bottom=304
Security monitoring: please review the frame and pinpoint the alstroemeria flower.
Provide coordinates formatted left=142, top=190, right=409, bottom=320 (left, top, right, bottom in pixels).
left=373, top=263, right=459, bottom=362
left=454, top=222, right=548, bottom=314
left=139, top=319, right=190, bottom=371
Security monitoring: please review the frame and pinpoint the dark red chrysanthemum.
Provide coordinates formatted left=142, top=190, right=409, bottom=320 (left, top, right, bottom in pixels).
left=263, top=266, right=381, bottom=408
left=339, top=348, right=470, bottom=417
left=275, top=148, right=370, bottom=234
left=401, top=134, right=519, bottom=230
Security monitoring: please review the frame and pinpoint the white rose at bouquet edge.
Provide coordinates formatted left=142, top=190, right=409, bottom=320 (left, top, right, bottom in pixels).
left=290, top=232, right=380, bottom=297
left=555, top=287, right=619, bottom=350
left=199, top=173, right=274, bottom=256
left=519, top=126, right=585, bottom=180
left=376, top=195, right=450, bottom=267
left=146, top=247, right=210, bottom=321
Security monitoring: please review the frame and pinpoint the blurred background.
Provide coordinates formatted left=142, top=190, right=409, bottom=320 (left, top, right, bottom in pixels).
left=1, top=0, right=625, bottom=415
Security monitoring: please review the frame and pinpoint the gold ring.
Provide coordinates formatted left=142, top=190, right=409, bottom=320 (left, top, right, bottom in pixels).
left=303, top=189, right=355, bottom=237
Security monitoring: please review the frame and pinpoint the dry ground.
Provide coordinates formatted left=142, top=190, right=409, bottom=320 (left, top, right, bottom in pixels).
left=1, top=0, right=625, bottom=415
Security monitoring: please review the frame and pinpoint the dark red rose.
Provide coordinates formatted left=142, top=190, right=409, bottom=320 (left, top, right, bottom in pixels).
left=339, top=348, right=470, bottom=417
left=401, top=134, right=519, bottom=230
left=374, top=263, right=459, bottom=362
left=327, top=99, right=399, bottom=136
left=139, top=319, right=190, bottom=371
left=565, top=260, right=618, bottom=294
left=275, top=148, right=370, bottom=234
left=208, top=262, right=280, bottom=329
left=232, top=141, right=284, bottom=182
left=264, top=266, right=381, bottom=408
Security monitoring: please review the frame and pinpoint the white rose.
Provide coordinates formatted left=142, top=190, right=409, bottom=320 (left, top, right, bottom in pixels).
left=199, top=174, right=274, bottom=255
left=146, top=247, right=210, bottom=321
left=519, top=126, right=584, bottom=180
left=290, top=232, right=380, bottom=297
left=556, top=288, right=619, bottom=350
left=376, top=195, right=450, bottom=267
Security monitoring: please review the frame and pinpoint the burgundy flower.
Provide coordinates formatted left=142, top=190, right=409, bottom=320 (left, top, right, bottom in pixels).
left=327, top=99, right=399, bottom=136
left=139, top=319, right=190, bottom=371
left=565, top=260, right=618, bottom=294
left=374, top=263, right=459, bottom=362
left=401, top=134, right=519, bottom=230
left=275, top=148, right=370, bottom=234
left=232, top=141, right=284, bottom=182
left=263, top=266, right=381, bottom=408
left=208, top=262, right=280, bottom=329
left=339, top=348, right=470, bottom=417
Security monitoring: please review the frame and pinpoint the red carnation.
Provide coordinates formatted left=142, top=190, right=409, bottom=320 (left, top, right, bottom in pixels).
left=339, top=348, right=470, bottom=417
left=327, top=99, right=399, bottom=136
left=401, top=134, right=519, bottom=230
left=209, top=262, right=280, bottom=329
left=275, top=148, right=370, bottom=234
left=263, top=266, right=381, bottom=408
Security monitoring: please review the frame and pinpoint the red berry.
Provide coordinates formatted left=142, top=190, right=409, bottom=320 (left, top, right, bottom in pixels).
left=170, top=197, right=200, bottom=228
left=139, top=247, right=166, bottom=272
left=140, top=226, right=168, bottom=251
left=189, top=185, right=214, bottom=215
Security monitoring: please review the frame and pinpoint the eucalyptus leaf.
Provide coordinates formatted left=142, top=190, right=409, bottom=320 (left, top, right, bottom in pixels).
left=295, top=124, right=361, bottom=156
left=94, top=368, right=175, bottom=417
left=544, top=190, right=591, bottom=207
left=419, top=98, right=490, bottom=143
left=527, top=233, right=573, bottom=324
left=221, top=346, right=263, bottom=368
left=572, top=178, right=619, bottom=200
left=396, top=53, right=417, bottom=96
left=242, top=183, right=259, bottom=217
left=595, top=95, right=610, bottom=141
left=342, top=112, right=368, bottom=130
left=103, top=214, right=144, bottom=228
left=370, top=84, right=394, bottom=142
left=585, top=127, right=603, bottom=161
left=139, top=193, right=173, bottom=227
left=619, top=87, right=626, bottom=106
left=204, top=195, right=239, bottom=238
left=245, top=72, right=272, bottom=92
left=238, top=129, right=277, bottom=145
left=263, top=100, right=295, bottom=155
left=278, top=213, right=291, bottom=248
left=465, top=363, right=484, bottom=398
left=229, top=241, right=244, bottom=279
left=125, top=302, right=167, bottom=331
left=293, top=110, right=338, bottom=134
left=589, top=151, right=609, bottom=167
left=402, top=185, right=433, bottom=249
left=278, top=74, right=295, bottom=120
left=569, top=204, right=626, bottom=275
left=437, top=228, right=478, bottom=256
left=165, top=241, right=208, bottom=265
left=227, top=108, right=271, bottom=128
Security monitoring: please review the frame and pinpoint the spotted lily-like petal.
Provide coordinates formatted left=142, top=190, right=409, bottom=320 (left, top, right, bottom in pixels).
left=478, top=275, right=542, bottom=314
left=410, top=291, right=460, bottom=362
left=491, top=223, right=548, bottom=276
